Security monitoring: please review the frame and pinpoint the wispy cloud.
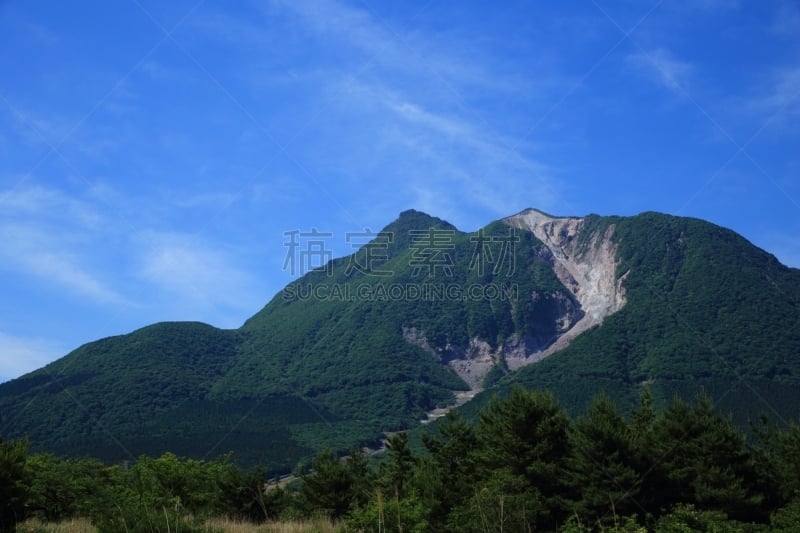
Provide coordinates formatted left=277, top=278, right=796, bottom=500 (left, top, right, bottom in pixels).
left=6, top=106, right=74, bottom=147
left=174, top=191, right=241, bottom=209
left=136, top=231, right=264, bottom=325
left=270, top=0, right=401, bottom=62
left=0, top=331, right=66, bottom=383
left=724, top=65, right=800, bottom=135
left=140, top=60, right=175, bottom=81
left=0, top=222, right=127, bottom=305
left=0, top=185, right=128, bottom=304
left=0, top=181, right=270, bottom=330
left=772, top=0, right=800, bottom=35
left=0, top=185, right=104, bottom=228
left=627, top=47, right=694, bottom=93
left=687, top=0, right=741, bottom=11
left=25, top=20, right=59, bottom=46
left=179, top=0, right=568, bottom=227
left=264, top=0, right=532, bottom=94
left=3, top=100, right=126, bottom=163
left=755, top=67, right=800, bottom=116
left=330, top=80, right=561, bottom=220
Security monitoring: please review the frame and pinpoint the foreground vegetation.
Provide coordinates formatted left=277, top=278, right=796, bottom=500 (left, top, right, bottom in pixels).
left=15, top=517, right=339, bottom=533
left=3, top=386, right=800, bottom=532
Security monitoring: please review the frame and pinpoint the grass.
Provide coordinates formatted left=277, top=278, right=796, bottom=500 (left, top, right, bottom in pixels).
left=16, top=517, right=340, bottom=533
left=17, top=518, right=96, bottom=533
left=206, top=517, right=339, bottom=532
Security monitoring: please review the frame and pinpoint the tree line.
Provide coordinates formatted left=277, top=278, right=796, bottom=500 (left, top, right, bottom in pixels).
left=301, top=387, right=800, bottom=531
left=3, top=386, right=800, bottom=531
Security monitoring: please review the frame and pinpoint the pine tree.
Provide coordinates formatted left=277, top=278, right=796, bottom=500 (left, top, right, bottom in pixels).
left=0, top=436, right=28, bottom=532
left=774, top=422, right=800, bottom=499
left=301, top=447, right=371, bottom=519
left=382, top=432, right=415, bottom=498
left=629, top=387, right=656, bottom=443
left=473, top=386, right=572, bottom=529
left=645, top=394, right=761, bottom=520
left=568, top=393, right=642, bottom=527
left=419, top=410, right=479, bottom=529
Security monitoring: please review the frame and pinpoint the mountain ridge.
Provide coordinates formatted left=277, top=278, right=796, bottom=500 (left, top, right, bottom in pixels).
left=1, top=208, right=799, bottom=470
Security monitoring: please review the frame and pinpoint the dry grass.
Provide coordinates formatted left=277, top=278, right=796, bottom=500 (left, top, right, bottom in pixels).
left=17, top=517, right=339, bottom=533
left=205, top=517, right=339, bottom=532
left=17, top=517, right=97, bottom=533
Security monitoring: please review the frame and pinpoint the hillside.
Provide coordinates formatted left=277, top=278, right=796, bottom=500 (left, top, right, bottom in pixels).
left=1, top=208, right=799, bottom=471
left=485, top=211, right=800, bottom=423
left=0, top=209, right=583, bottom=470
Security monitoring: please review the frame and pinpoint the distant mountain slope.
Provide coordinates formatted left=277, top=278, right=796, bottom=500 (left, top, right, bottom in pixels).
left=483, top=211, right=800, bottom=423
left=1, top=208, right=799, bottom=471
left=0, top=210, right=585, bottom=469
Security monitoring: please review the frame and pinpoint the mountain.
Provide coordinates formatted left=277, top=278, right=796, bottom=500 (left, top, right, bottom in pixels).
left=1, top=208, right=799, bottom=471
left=493, top=210, right=800, bottom=421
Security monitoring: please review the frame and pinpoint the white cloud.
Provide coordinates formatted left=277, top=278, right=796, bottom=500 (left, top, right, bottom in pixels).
left=6, top=107, right=72, bottom=147
left=772, top=0, right=800, bottom=35
left=271, top=0, right=394, bottom=58
left=136, top=231, right=263, bottom=322
left=724, top=66, right=800, bottom=135
left=388, top=100, right=469, bottom=139
left=755, top=67, right=800, bottom=117
left=140, top=60, right=174, bottom=80
left=181, top=0, right=567, bottom=226
left=331, top=81, right=562, bottom=218
left=265, top=0, right=528, bottom=94
left=25, top=21, right=59, bottom=46
left=0, top=185, right=104, bottom=228
left=255, top=0, right=566, bottom=220
left=627, top=47, right=693, bottom=93
left=0, top=221, right=127, bottom=304
left=175, top=191, right=241, bottom=209
left=188, top=7, right=279, bottom=49
left=0, top=332, right=66, bottom=383
left=688, top=0, right=741, bottom=11
left=0, top=185, right=128, bottom=304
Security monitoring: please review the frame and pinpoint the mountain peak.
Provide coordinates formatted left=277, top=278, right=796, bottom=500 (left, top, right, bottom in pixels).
left=398, top=208, right=431, bottom=218
left=383, top=209, right=459, bottom=233
left=512, top=207, right=576, bottom=220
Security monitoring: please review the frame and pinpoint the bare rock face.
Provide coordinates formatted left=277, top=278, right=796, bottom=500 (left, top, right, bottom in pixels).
left=403, top=328, right=496, bottom=390
left=403, top=209, right=629, bottom=390
left=504, top=208, right=628, bottom=359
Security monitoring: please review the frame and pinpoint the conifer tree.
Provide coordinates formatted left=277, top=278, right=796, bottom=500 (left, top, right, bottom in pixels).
left=568, top=393, right=641, bottom=526
left=382, top=432, right=415, bottom=498
left=419, top=410, right=479, bottom=528
left=301, top=448, right=370, bottom=519
left=0, top=436, right=28, bottom=532
left=474, top=386, right=572, bottom=529
left=645, top=394, right=761, bottom=520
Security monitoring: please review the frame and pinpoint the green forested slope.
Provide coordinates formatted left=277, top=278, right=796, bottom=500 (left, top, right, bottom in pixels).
left=494, top=212, right=800, bottom=423
left=210, top=210, right=577, bottom=455
left=0, top=210, right=578, bottom=470
left=1, top=209, right=799, bottom=472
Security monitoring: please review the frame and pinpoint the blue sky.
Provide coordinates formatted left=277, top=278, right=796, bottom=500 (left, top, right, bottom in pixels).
left=1, top=0, right=798, bottom=382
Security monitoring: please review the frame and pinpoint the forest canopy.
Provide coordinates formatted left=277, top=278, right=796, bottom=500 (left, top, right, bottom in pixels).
left=3, top=386, right=800, bottom=532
